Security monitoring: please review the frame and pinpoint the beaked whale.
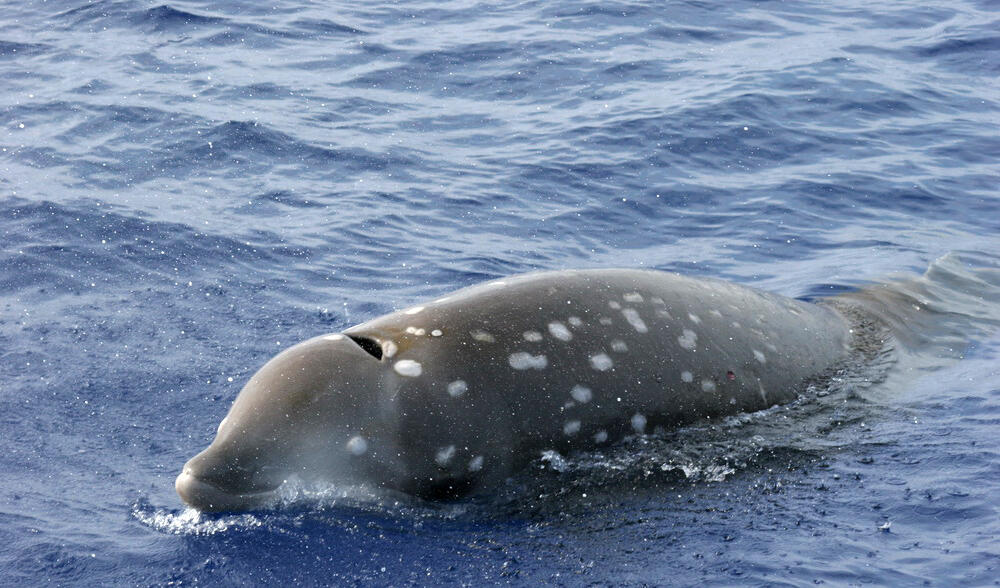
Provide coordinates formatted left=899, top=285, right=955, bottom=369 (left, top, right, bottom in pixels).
left=176, top=269, right=859, bottom=512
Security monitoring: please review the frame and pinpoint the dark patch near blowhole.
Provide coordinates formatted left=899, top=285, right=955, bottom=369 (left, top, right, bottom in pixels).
left=347, top=335, right=383, bottom=360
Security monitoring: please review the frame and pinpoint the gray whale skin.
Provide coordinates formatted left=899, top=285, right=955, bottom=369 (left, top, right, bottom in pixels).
left=176, top=269, right=854, bottom=512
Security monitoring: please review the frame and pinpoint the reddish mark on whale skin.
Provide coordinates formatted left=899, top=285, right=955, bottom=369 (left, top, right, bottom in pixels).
left=726, top=370, right=736, bottom=381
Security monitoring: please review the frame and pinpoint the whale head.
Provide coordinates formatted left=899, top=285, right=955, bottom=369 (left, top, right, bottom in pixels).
left=175, top=334, right=396, bottom=512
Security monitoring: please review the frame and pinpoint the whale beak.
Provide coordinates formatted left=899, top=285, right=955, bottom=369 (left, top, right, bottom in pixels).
left=175, top=467, right=278, bottom=513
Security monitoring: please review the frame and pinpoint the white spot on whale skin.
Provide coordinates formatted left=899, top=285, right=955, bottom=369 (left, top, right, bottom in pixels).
left=509, top=352, right=548, bottom=370
left=568, top=316, right=583, bottom=327
left=678, top=329, right=698, bottom=350
left=681, top=370, right=694, bottom=383
left=590, top=353, right=613, bottom=371
left=548, top=321, right=572, bottom=341
left=599, top=317, right=614, bottom=325
left=710, top=309, right=723, bottom=318
left=403, top=306, right=425, bottom=315
left=523, top=330, right=543, bottom=342
left=608, top=300, right=622, bottom=310
left=731, top=321, right=742, bottom=329
left=393, top=359, right=423, bottom=377
left=758, top=380, right=768, bottom=402
left=594, top=430, right=609, bottom=443
left=471, top=330, right=495, bottom=343
left=623, top=292, right=644, bottom=303
left=435, top=445, right=456, bottom=466
left=405, top=326, right=426, bottom=336
left=631, top=413, right=647, bottom=433
left=322, top=334, right=344, bottom=341
left=431, top=329, right=443, bottom=337
left=688, top=313, right=702, bottom=324
left=346, top=436, right=368, bottom=456
left=382, top=340, right=398, bottom=358
left=611, top=339, right=628, bottom=353
left=570, top=384, right=593, bottom=403
left=468, top=455, right=484, bottom=472
left=621, top=308, right=648, bottom=333
left=753, top=349, right=767, bottom=364
left=701, top=379, right=717, bottom=393
left=447, top=380, right=468, bottom=397
left=563, top=420, right=581, bottom=435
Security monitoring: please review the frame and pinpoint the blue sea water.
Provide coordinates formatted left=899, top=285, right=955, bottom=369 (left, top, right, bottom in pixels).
left=2, top=0, right=999, bottom=584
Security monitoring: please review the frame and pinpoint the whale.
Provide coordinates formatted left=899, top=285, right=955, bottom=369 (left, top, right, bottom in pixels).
left=176, top=269, right=860, bottom=512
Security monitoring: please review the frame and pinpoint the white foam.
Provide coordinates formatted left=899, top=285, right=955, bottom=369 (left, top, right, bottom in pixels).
left=403, top=306, right=425, bottom=315
left=509, top=352, right=548, bottom=370
left=393, top=359, right=422, bottom=377
left=589, top=353, right=613, bottom=371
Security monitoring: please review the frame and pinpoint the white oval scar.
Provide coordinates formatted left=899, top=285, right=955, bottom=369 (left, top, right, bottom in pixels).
left=346, top=436, right=368, bottom=456
left=688, top=313, right=701, bottom=324
left=710, top=309, right=723, bottom=318
left=382, top=340, right=398, bottom=358
left=435, top=445, right=455, bottom=466
left=471, top=330, right=495, bottom=343
left=753, top=349, right=767, bottom=364
left=568, top=316, right=583, bottom=327
left=621, top=308, right=648, bottom=333
left=322, top=334, right=344, bottom=341
left=623, top=292, right=644, bottom=303
left=599, top=317, right=614, bottom=325
left=570, top=384, right=593, bottom=403
left=594, top=430, right=609, bottom=443
left=548, top=321, right=572, bottom=341
left=447, top=380, right=468, bottom=397
left=608, top=300, right=622, bottom=310
left=590, top=353, right=613, bottom=371
left=563, top=420, right=581, bottom=435
left=681, top=370, right=694, bottom=383
left=393, top=359, right=423, bottom=377
left=509, top=352, right=547, bottom=370
left=468, top=456, right=484, bottom=472
left=701, top=379, right=717, bottom=392
left=523, top=330, right=543, bottom=342
left=678, top=329, right=698, bottom=350
left=403, top=306, right=425, bottom=315
left=611, top=339, right=628, bottom=353
left=631, top=413, right=647, bottom=433
left=431, top=329, right=443, bottom=337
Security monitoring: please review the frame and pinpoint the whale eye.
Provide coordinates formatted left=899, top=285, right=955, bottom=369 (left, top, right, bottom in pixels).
left=347, top=335, right=383, bottom=360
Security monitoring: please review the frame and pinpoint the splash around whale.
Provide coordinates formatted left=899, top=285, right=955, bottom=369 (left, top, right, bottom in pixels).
left=176, top=269, right=862, bottom=512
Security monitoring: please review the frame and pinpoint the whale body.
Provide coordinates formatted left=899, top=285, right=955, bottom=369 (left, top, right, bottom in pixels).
left=176, top=269, right=856, bottom=512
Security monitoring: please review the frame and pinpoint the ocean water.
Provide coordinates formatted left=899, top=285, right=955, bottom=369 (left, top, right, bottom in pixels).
left=2, top=0, right=999, bottom=585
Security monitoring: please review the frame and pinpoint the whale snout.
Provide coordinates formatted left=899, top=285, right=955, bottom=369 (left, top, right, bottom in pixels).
left=176, top=452, right=281, bottom=512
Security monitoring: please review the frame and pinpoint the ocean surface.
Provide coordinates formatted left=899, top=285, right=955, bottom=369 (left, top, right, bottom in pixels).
left=2, top=0, right=999, bottom=585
